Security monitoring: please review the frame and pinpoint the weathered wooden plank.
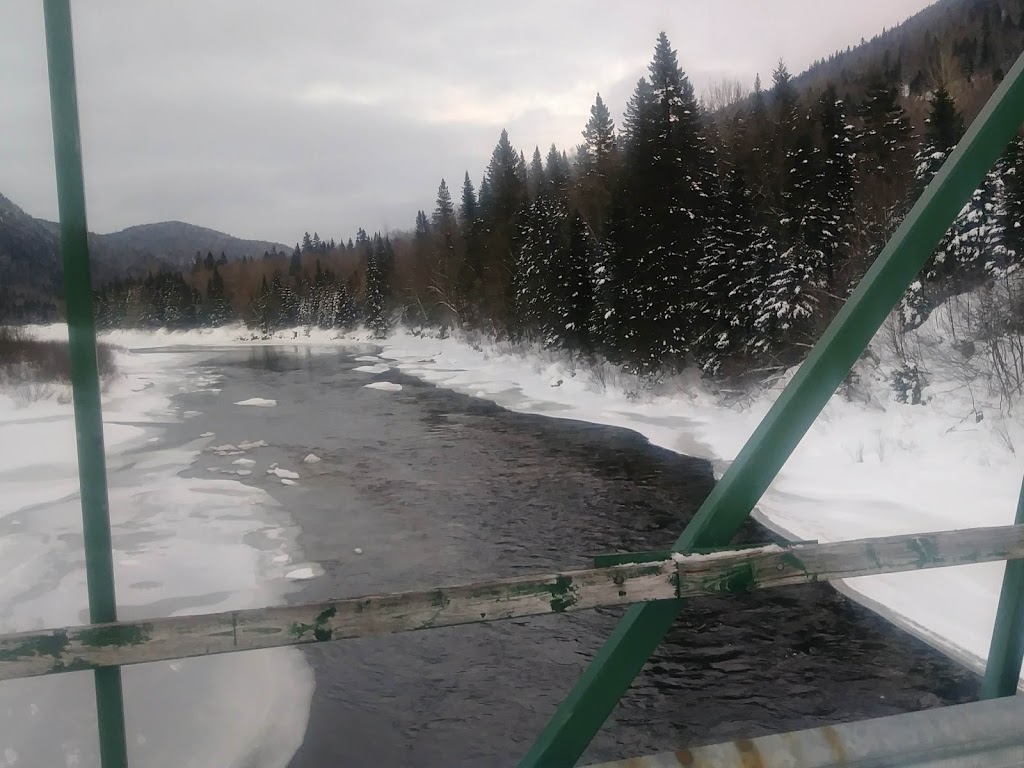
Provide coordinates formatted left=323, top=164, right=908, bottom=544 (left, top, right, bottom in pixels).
left=672, top=524, right=1024, bottom=597
left=0, top=561, right=678, bottom=681
left=2, top=524, right=1023, bottom=682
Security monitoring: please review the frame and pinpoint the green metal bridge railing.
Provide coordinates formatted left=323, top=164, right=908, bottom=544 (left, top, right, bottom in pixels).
left=31, top=0, right=1024, bottom=765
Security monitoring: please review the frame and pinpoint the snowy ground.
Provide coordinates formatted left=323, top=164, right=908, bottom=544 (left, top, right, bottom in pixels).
left=0, top=340, right=313, bottom=766
left=13, top=307, right=1024, bottom=699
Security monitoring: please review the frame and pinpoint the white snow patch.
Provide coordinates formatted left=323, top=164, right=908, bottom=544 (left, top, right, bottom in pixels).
left=302, top=453, right=321, bottom=464
left=234, top=397, right=277, bottom=407
left=364, top=381, right=402, bottom=392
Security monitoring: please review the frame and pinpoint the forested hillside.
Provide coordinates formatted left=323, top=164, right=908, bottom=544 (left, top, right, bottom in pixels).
left=13, top=0, right=1024, bottom=381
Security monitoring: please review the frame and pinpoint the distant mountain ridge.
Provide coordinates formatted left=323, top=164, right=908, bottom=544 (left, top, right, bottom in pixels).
left=2, top=193, right=290, bottom=320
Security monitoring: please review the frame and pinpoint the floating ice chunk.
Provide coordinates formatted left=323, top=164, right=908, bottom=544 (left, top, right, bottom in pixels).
left=233, top=458, right=256, bottom=466
left=236, top=470, right=252, bottom=476
left=364, top=381, right=402, bottom=392
left=200, top=432, right=215, bottom=437
left=238, top=440, right=268, bottom=450
left=353, top=547, right=363, bottom=555
left=272, top=554, right=290, bottom=563
left=286, top=567, right=317, bottom=580
left=354, top=363, right=391, bottom=374
left=234, top=397, right=277, bottom=407
left=211, top=444, right=238, bottom=453
left=354, top=355, right=382, bottom=362
left=302, top=453, right=321, bottom=463
left=268, top=467, right=299, bottom=479
left=183, top=410, right=201, bottom=418
left=280, top=478, right=297, bottom=486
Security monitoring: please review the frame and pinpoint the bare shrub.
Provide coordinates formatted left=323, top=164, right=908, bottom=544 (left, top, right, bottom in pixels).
left=0, top=326, right=117, bottom=386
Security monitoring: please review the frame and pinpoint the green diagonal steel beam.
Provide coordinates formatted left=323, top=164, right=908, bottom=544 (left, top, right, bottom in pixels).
left=42, top=1, right=128, bottom=765
left=520, top=50, right=1024, bottom=768
left=981, top=473, right=1024, bottom=698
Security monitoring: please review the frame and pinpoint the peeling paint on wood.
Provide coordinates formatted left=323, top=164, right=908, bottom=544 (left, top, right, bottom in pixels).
left=2, top=524, right=1024, bottom=682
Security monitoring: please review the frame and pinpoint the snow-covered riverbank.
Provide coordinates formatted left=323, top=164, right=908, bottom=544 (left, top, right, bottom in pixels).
left=0, top=343, right=313, bottom=767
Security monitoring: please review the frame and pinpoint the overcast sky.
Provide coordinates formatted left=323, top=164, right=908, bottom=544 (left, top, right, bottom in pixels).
left=3, top=0, right=934, bottom=246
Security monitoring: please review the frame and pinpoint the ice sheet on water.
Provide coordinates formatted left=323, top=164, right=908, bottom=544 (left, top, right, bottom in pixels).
left=0, top=342, right=314, bottom=767
left=364, top=381, right=402, bottom=392
left=234, top=397, right=277, bottom=407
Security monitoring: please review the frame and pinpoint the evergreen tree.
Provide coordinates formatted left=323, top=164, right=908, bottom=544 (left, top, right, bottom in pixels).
left=695, top=161, right=758, bottom=372
left=818, top=86, right=856, bottom=295
left=605, top=32, right=712, bottom=369
left=854, top=75, right=914, bottom=274
left=481, top=129, right=528, bottom=325
left=460, top=171, right=477, bottom=223
left=527, top=147, right=545, bottom=200
left=577, top=93, right=617, bottom=237
left=290, top=243, right=302, bottom=277
left=459, top=171, right=482, bottom=309
left=545, top=144, right=570, bottom=197
left=301, top=232, right=314, bottom=253
left=364, top=233, right=393, bottom=336
left=415, top=210, right=431, bottom=239
left=514, top=197, right=595, bottom=351
left=914, top=85, right=964, bottom=188
left=203, top=265, right=233, bottom=326
left=431, top=179, right=460, bottom=322
left=1002, top=135, right=1024, bottom=261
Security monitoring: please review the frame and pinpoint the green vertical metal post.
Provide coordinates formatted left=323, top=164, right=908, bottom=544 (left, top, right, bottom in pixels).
left=41, top=1, right=129, bottom=766
left=520, top=50, right=1024, bottom=768
left=981, top=474, right=1024, bottom=698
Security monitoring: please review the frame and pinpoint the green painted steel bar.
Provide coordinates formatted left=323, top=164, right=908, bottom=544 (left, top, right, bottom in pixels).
left=42, top=1, right=129, bottom=766
left=981, top=474, right=1024, bottom=698
left=520, top=50, right=1024, bottom=768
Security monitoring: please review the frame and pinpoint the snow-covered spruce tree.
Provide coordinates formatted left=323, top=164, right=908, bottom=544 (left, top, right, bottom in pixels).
left=817, top=86, right=855, bottom=297
left=364, top=233, right=393, bottom=337
left=1001, top=134, right=1024, bottom=269
left=753, top=131, right=827, bottom=354
left=203, top=265, right=233, bottom=326
left=605, top=32, right=713, bottom=371
left=694, top=117, right=757, bottom=374
left=514, top=192, right=595, bottom=352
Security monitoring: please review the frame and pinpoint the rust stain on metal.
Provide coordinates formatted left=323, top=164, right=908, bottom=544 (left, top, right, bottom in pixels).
left=734, top=738, right=766, bottom=768
left=820, top=725, right=849, bottom=765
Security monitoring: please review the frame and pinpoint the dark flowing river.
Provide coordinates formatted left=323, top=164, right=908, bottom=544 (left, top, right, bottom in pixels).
left=170, top=345, right=978, bottom=767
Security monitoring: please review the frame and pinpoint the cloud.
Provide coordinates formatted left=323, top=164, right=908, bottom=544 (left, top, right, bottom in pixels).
left=1, top=0, right=935, bottom=244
